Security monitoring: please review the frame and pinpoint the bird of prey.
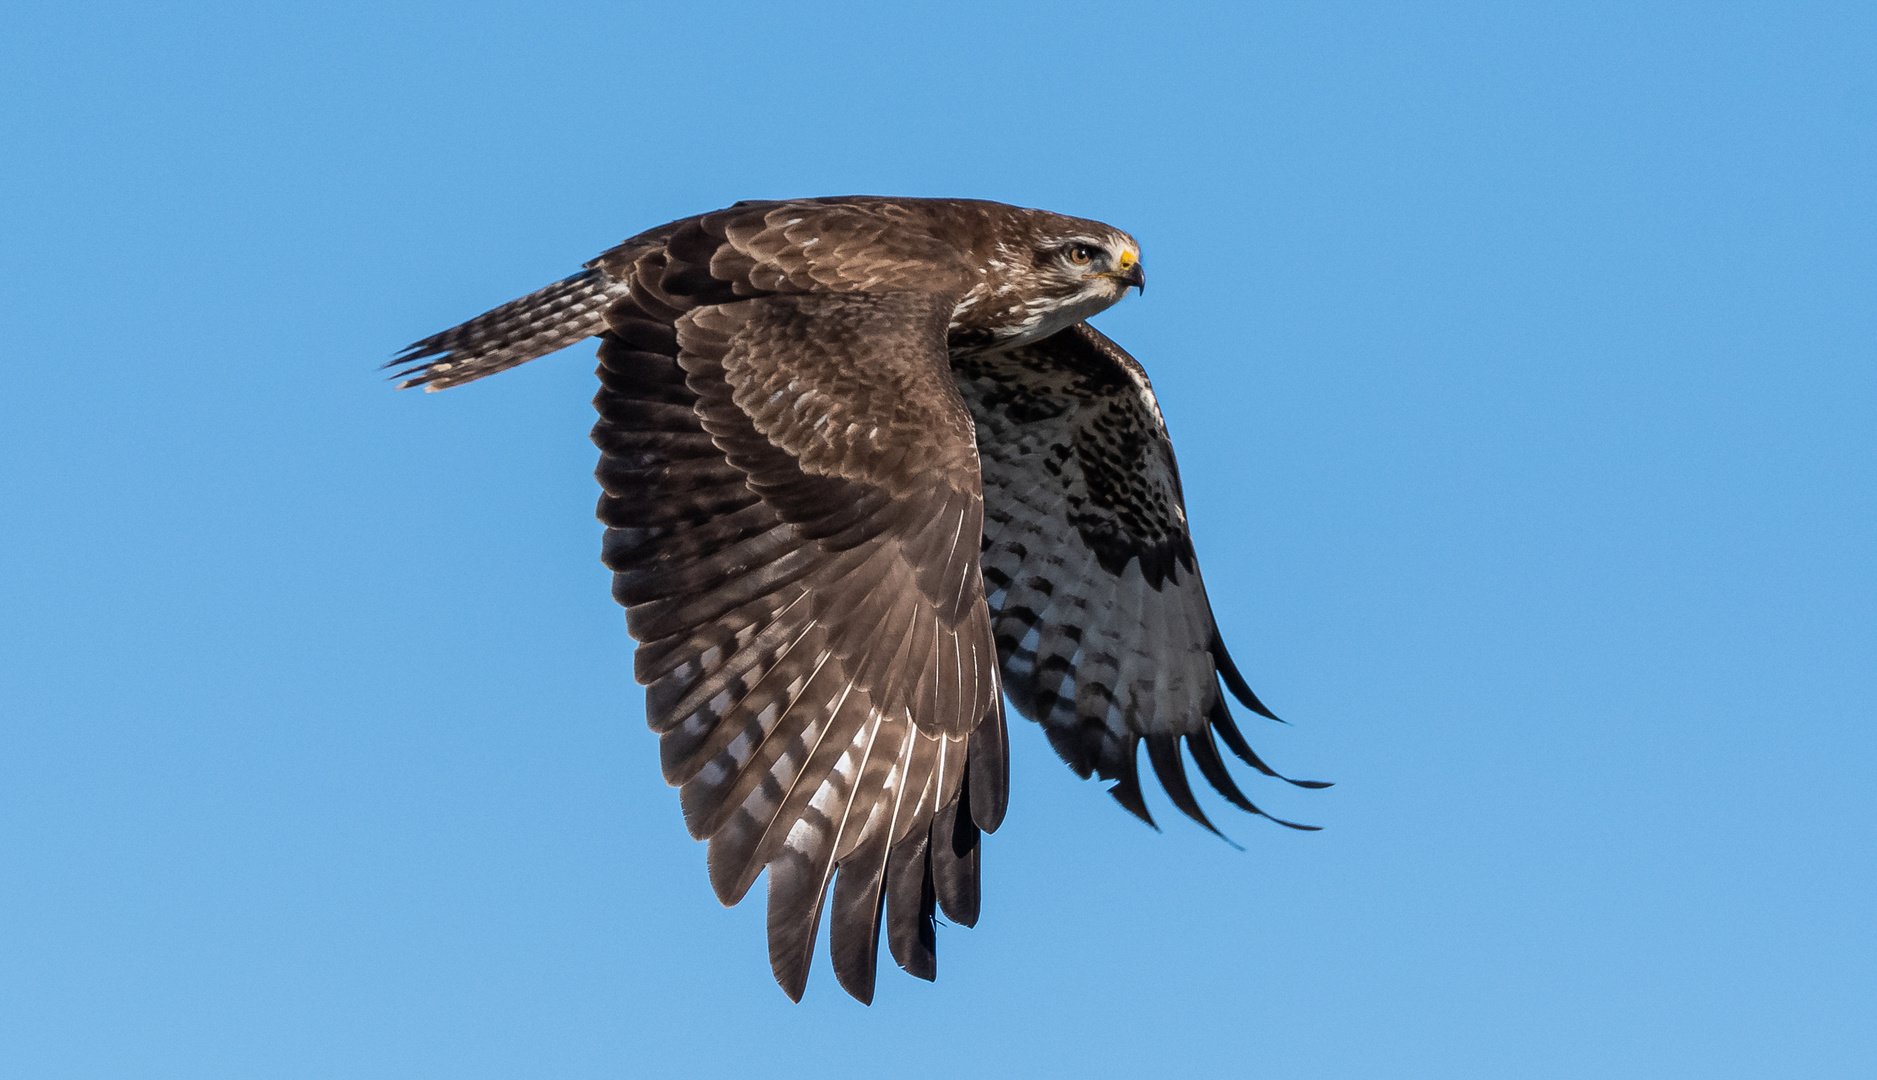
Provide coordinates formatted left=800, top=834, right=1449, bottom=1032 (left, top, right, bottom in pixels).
left=393, top=196, right=1324, bottom=1003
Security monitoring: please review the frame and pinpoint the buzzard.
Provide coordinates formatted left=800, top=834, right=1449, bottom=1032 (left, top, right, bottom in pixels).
left=393, top=196, right=1324, bottom=1003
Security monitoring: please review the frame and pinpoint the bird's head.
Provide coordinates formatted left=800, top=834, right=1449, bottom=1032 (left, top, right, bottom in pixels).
left=958, top=216, right=1143, bottom=349
left=1041, top=233, right=1146, bottom=299
left=1026, top=223, right=1143, bottom=314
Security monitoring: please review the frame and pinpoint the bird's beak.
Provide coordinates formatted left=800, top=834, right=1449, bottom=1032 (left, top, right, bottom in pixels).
left=1112, top=250, right=1145, bottom=293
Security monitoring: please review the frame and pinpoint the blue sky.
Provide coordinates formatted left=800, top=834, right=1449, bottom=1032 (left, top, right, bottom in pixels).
left=3, top=2, right=1872, bottom=1077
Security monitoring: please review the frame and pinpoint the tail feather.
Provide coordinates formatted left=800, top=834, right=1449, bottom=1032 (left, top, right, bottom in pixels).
left=389, top=268, right=628, bottom=390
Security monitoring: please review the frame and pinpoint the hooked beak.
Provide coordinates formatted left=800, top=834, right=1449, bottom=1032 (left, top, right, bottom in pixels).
left=1111, top=251, right=1145, bottom=293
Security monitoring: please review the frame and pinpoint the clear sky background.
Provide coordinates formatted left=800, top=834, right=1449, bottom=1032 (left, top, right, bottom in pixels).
left=4, top=3, right=1872, bottom=1077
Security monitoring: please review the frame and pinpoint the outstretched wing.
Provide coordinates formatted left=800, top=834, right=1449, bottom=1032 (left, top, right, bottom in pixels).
left=954, top=322, right=1326, bottom=836
left=394, top=200, right=1009, bottom=1004
left=612, top=289, right=1006, bottom=1003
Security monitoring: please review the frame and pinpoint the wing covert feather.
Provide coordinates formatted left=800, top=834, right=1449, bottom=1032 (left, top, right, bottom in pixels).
left=594, top=286, right=1005, bottom=1002
left=955, top=322, right=1327, bottom=834
left=394, top=196, right=1321, bottom=1005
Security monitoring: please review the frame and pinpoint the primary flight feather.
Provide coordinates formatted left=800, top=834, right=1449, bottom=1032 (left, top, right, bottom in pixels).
left=393, top=196, right=1324, bottom=1003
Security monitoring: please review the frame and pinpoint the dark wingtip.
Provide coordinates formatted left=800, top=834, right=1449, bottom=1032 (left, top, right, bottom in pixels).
left=831, top=954, right=875, bottom=1006
left=1106, top=735, right=1159, bottom=829
left=830, top=956, right=879, bottom=1005
left=1210, top=700, right=1332, bottom=789
left=1187, top=724, right=1260, bottom=816
left=1185, top=724, right=1319, bottom=835
left=1144, top=734, right=1225, bottom=840
left=773, top=958, right=809, bottom=1003
left=931, top=795, right=981, bottom=928
left=1211, top=634, right=1283, bottom=722
left=828, top=860, right=886, bottom=1006
left=1272, top=818, right=1324, bottom=831
left=967, top=704, right=1010, bottom=834
left=885, top=830, right=938, bottom=982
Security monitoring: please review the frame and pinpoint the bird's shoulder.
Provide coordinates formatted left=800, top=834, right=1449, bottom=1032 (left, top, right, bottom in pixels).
left=587, top=196, right=1041, bottom=301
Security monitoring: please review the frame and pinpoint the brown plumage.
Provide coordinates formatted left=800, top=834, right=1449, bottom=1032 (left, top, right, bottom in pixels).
left=393, top=196, right=1321, bottom=1003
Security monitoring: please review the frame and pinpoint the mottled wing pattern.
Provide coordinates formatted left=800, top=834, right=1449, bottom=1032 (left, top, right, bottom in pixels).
left=953, top=322, right=1327, bottom=835
left=396, top=200, right=1011, bottom=1003
left=617, top=290, right=1005, bottom=1003
left=392, top=196, right=1323, bottom=1002
left=387, top=195, right=967, bottom=392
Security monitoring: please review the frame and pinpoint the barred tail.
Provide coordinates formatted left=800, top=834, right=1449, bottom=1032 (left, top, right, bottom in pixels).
left=388, top=268, right=630, bottom=391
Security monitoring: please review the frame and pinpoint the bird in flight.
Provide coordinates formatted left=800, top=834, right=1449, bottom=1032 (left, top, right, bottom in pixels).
left=393, top=196, right=1325, bottom=1003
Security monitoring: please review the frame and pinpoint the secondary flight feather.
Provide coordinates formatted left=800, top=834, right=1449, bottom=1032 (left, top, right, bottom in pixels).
left=393, top=196, right=1324, bottom=1003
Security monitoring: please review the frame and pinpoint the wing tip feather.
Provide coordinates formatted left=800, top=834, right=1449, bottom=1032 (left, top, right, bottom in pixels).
left=1144, top=734, right=1245, bottom=850
left=1106, top=735, right=1159, bottom=830
left=1210, top=699, right=1332, bottom=789
left=1210, top=633, right=1284, bottom=722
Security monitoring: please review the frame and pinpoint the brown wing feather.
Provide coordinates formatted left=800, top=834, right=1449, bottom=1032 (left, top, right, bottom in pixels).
left=391, top=197, right=1175, bottom=1001
left=590, top=279, right=1004, bottom=1002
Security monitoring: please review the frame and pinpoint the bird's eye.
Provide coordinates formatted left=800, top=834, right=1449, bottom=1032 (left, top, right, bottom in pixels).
left=1067, top=244, right=1096, bottom=266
